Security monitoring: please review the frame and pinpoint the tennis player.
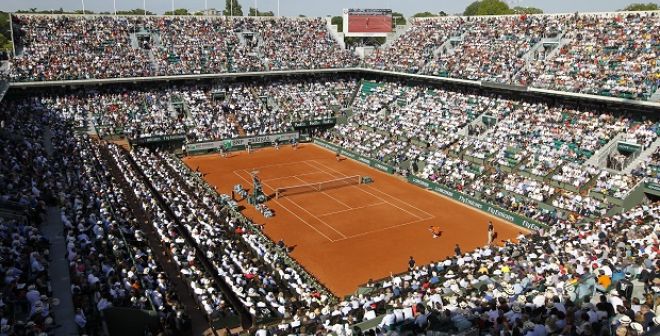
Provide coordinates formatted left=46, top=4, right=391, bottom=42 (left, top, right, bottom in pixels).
left=487, top=221, right=495, bottom=245
left=428, top=225, right=442, bottom=239
left=335, top=150, right=341, bottom=161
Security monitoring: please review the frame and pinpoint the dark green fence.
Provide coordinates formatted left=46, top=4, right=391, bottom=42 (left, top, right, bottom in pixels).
left=314, top=139, right=395, bottom=174
left=313, top=139, right=547, bottom=231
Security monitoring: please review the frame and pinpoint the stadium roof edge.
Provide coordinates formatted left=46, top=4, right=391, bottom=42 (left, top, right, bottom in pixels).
left=7, top=68, right=660, bottom=109
left=412, top=10, right=660, bottom=20
left=9, top=12, right=321, bottom=20
left=11, top=10, right=660, bottom=19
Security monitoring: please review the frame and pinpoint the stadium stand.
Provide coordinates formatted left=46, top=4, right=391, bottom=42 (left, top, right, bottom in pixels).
left=1, top=9, right=659, bottom=336
left=7, top=12, right=660, bottom=101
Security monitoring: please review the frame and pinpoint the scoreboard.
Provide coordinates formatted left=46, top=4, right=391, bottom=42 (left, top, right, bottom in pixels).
left=343, top=9, right=392, bottom=37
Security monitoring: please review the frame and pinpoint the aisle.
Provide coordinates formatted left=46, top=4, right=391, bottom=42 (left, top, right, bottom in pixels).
left=43, top=127, right=80, bottom=335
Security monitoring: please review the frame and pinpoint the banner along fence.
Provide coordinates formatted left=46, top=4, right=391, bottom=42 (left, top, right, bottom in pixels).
left=186, top=132, right=299, bottom=153
left=313, top=139, right=395, bottom=174
left=645, top=182, right=660, bottom=196
left=314, top=138, right=547, bottom=232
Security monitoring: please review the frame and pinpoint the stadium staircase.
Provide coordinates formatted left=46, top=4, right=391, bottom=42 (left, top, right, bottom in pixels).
left=148, top=32, right=163, bottom=73
left=0, top=79, right=9, bottom=103
left=421, top=31, right=467, bottom=73
left=544, top=33, right=573, bottom=60
left=325, top=17, right=346, bottom=50
left=347, top=79, right=364, bottom=107
left=129, top=32, right=140, bottom=49
left=460, top=112, right=490, bottom=137
left=236, top=32, right=247, bottom=46
left=622, top=136, right=660, bottom=174
left=227, top=114, right=247, bottom=136
left=583, top=133, right=624, bottom=168
left=41, top=127, right=81, bottom=335
left=85, top=106, right=97, bottom=135
left=383, top=22, right=411, bottom=48
left=521, top=33, right=565, bottom=68
left=650, top=87, right=660, bottom=103
left=147, top=49, right=160, bottom=74
left=266, top=96, right=282, bottom=113
left=98, top=145, right=216, bottom=336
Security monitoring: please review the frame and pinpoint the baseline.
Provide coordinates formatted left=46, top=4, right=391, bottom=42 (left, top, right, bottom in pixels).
left=309, top=160, right=435, bottom=219
left=248, top=169, right=350, bottom=241
left=305, top=161, right=432, bottom=221
left=231, top=170, right=338, bottom=243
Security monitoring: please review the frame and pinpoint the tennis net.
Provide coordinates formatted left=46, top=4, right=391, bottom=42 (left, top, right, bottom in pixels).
left=275, top=175, right=361, bottom=198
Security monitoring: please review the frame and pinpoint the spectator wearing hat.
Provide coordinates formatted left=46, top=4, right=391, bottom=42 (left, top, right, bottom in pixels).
left=649, top=316, right=660, bottom=334
left=616, top=272, right=634, bottom=302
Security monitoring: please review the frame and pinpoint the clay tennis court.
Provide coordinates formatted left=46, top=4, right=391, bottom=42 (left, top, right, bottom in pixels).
left=183, top=144, right=529, bottom=296
left=348, top=15, right=392, bottom=33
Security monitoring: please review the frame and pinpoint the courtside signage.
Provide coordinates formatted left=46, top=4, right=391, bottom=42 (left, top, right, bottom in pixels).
left=408, top=175, right=546, bottom=231
left=314, top=139, right=394, bottom=173
left=315, top=139, right=545, bottom=231
left=187, top=132, right=299, bottom=152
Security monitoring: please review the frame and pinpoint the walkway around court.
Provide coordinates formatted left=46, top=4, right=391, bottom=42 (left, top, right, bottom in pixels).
left=43, top=127, right=79, bottom=335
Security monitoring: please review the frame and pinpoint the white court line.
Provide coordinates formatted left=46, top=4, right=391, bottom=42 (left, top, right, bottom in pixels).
left=262, top=171, right=327, bottom=183
left=289, top=175, right=353, bottom=210
left=280, top=196, right=349, bottom=240
left=305, top=160, right=427, bottom=221
left=239, top=159, right=318, bottom=174
left=335, top=217, right=432, bottom=242
left=247, top=169, right=349, bottom=240
left=317, top=201, right=387, bottom=218
left=232, top=170, right=337, bottom=243
left=310, top=160, right=435, bottom=219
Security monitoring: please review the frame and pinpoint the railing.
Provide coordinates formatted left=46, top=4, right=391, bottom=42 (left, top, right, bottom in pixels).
left=595, top=133, right=624, bottom=167
left=172, top=154, right=336, bottom=301
left=620, top=148, right=643, bottom=171
left=124, top=150, right=253, bottom=329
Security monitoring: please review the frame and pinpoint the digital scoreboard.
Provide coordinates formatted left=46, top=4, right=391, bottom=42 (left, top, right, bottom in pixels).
left=343, top=9, right=392, bottom=37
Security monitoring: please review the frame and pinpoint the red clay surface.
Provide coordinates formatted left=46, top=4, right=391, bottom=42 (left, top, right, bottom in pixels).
left=348, top=15, right=391, bottom=33
left=184, top=144, right=529, bottom=297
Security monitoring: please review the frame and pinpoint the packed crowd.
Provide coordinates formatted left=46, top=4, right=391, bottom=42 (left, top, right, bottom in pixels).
left=257, top=78, right=357, bottom=122
left=0, top=98, right=196, bottom=335
left=322, top=80, right=658, bottom=223
left=35, top=80, right=358, bottom=142
left=9, top=12, right=660, bottom=100
left=523, top=13, right=660, bottom=100
left=349, top=202, right=660, bottom=336
left=58, top=134, right=194, bottom=334
left=10, top=15, right=357, bottom=82
left=425, top=15, right=565, bottom=83
left=365, top=18, right=463, bottom=73
left=151, top=17, right=237, bottom=75
left=371, top=12, right=660, bottom=100
left=11, top=15, right=153, bottom=81
left=0, top=100, right=57, bottom=336
left=2, top=73, right=660, bottom=334
left=129, top=146, right=336, bottom=324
